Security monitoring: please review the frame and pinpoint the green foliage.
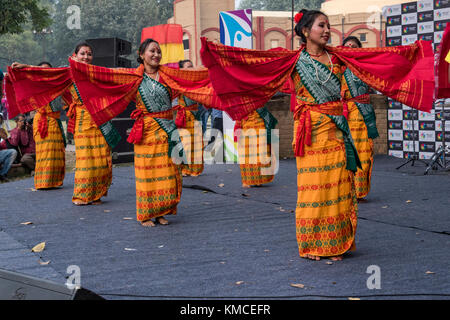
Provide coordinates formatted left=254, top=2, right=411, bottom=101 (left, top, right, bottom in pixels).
left=238, top=0, right=324, bottom=11
left=0, top=0, right=52, bottom=35
left=45, top=0, right=174, bottom=67
left=0, top=0, right=174, bottom=69
left=0, top=31, right=45, bottom=69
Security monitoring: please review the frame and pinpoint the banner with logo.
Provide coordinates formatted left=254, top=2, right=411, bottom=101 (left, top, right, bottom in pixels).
left=219, top=9, right=253, bottom=162
left=384, top=0, right=450, bottom=159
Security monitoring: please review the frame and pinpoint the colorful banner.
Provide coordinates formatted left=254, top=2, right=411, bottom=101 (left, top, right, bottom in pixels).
left=219, top=9, right=253, bottom=162
left=141, top=24, right=184, bottom=66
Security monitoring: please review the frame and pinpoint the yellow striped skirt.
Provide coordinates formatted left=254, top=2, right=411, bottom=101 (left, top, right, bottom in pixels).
left=179, top=111, right=204, bottom=176
left=134, top=116, right=182, bottom=222
left=238, top=111, right=275, bottom=186
left=294, top=111, right=358, bottom=258
left=347, top=103, right=374, bottom=199
left=33, top=112, right=65, bottom=189
left=73, top=107, right=112, bottom=204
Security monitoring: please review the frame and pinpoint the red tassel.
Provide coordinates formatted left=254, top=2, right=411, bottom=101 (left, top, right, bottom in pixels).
left=127, top=109, right=144, bottom=144
left=38, top=113, right=48, bottom=139
left=233, top=120, right=242, bottom=142
left=175, top=107, right=186, bottom=128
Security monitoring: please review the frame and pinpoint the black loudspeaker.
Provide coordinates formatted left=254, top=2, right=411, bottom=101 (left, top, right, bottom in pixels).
left=111, top=101, right=135, bottom=164
left=111, top=118, right=135, bottom=164
left=91, top=56, right=132, bottom=68
left=85, top=37, right=132, bottom=68
left=0, top=268, right=104, bottom=300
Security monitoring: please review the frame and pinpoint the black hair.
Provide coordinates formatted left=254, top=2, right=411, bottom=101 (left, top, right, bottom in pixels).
left=37, top=61, right=53, bottom=67
left=137, top=38, right=160, bottom=64
left=178, top=59, right=193, bottom=68
left=342, top=36, right=362, bottom=48
left=294, top=9, right=328, bottom=43
left=74, top=42, right=93, bottom=54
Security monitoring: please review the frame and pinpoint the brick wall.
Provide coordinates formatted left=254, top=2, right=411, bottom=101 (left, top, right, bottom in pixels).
left=371, top=94, right=388, bottom=155
left=266, top=93, right=388, bottom=158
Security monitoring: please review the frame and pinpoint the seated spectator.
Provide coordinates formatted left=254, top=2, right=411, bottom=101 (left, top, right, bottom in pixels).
left=0, top=128, right=17, bottom=182
left=7, top=114, right=36, bottom=174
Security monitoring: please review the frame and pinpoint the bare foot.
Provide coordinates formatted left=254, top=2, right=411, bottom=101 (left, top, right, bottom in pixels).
left=73, top=200, right=89, bottom=206
left=304, top=254, right=321, bottom=261
left=156, top=217, right=169, bottom=225
left=330, top=255, right=343, bottom=261
left=141, top=220, right=156, bottom=227
left=242, top=184, right=251, bottom=188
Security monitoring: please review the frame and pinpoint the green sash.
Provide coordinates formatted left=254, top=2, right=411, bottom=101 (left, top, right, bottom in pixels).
left=138, top=75, right=185, bottom=161
left=295, top=50, right=361, bottom=172
left=49, top=99, right=67, bottom=147
left=73, top=84, right=121, bottom=149
left=255, top=106, right=278, bottom=146
left=182, top=96, right=202, bottom=121
left=344, top=68, right=379, bottom=139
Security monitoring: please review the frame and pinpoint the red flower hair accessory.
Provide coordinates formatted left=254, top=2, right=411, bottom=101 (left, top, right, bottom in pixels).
left=295, top=12, right=303, bottom=24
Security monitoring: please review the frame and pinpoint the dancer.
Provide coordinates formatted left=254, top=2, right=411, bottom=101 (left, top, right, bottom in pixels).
left=342, top=36, right=379, bottom=200
left=32, top=61, right=66, bottom=189
left=69, top=38, right=221, bottom=227
left=200, top=9, right=434, bottom=260
left=175, top=59, right=204, bottom=177
left=8, top=42, right=119, bottom=205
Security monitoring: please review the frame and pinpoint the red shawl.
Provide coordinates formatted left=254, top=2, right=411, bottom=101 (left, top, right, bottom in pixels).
left=3, top=74, right=21, bottom=119
left=6, top=66, right=73, bottom=116
left=200, top=37, right=435, bottom=113
left=437, top=23, right=450, bottom=98
left=69, top=58, right=226, bottom=126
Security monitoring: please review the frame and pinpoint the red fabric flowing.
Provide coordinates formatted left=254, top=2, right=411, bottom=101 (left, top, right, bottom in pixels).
left=328, top=43, right=434, bottom=112
left=69, top=59, right=145, bottom=126
left=6, top=66, right=72, bottom=115
left=69, top=58, right=228, bottom=125
left=437, top=23, right=450, bottom=98
left=200, top=37, right=301, bottom=118
left=3, top=74, right=21, bottom=119
left=200, top=38, right=435, bottom=113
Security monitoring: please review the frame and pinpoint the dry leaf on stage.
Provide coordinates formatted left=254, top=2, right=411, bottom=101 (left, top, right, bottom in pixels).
left=31, top=242, right=46, bottom=252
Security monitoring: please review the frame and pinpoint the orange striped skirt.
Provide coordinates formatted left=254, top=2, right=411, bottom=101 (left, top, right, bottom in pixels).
left=179, top=111, right=204, bottom=176
left=347, top=103, right=373, bottom=199
left=72, top=107, right=112, bottom=203
left=238, top=111, right=275, bottom=186
left=294, top=111, right=358, bottom=258
left=134, top=116, right=182, bottom=222
left=33, top=112, right=65, bottom=189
